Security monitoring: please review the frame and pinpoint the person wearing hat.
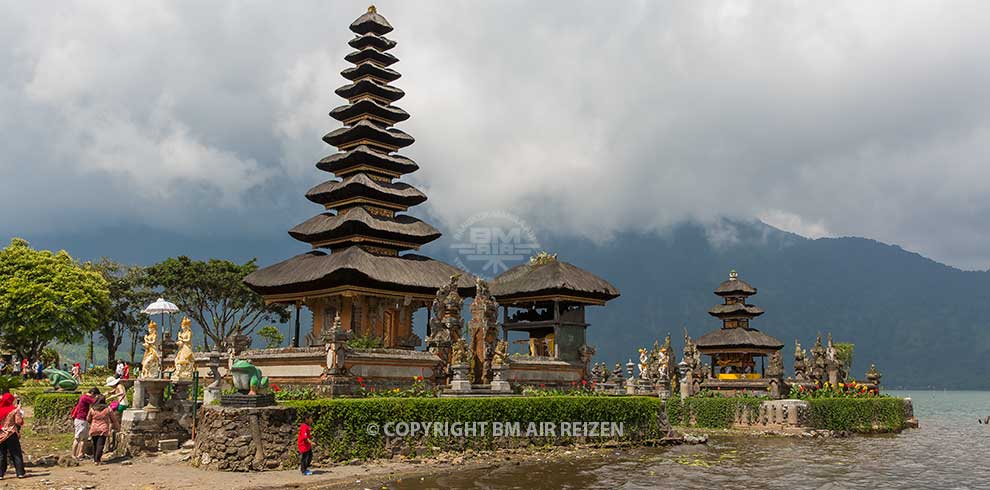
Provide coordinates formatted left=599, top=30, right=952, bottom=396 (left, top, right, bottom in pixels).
left=104, top=377, right=128, bottom=455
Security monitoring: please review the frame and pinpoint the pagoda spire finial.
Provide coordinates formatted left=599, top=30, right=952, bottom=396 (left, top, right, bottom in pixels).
left=368, top=4, right=377, bottom=13
left=729, top=269, right=738, bottom=281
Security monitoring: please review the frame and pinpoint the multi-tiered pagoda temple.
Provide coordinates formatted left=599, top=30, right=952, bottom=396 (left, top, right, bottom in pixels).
left=696, top=270, right=783, bottom=382
left=245, top=6, right=472, bottom=349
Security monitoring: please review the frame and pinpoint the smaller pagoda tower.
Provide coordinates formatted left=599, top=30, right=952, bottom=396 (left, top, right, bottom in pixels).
left=696, top=271, right=783, bottom=390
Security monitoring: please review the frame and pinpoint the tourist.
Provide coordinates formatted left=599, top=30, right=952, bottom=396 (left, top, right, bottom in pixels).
left=105, top=377, right=128, bottom=414
left=114, top=361, right=124, bottom=379
left=86, top=396, right=117, bottom=465
left=122, top=363, right=130, bottom=379
left=0, top=393, right=25, bottom=479
left=19, top=359, right=27, bottom=380
left=71, top=362, right=81, bottom=381
left=70, top=388, right=100, bottom=460
left=33, top=360, right=43, bottom=380
left=297, top=415, right=314, bottom=476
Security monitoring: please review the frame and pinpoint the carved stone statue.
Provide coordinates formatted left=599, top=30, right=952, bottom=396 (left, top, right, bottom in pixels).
left=42, top=368, right=79, bottom=391
left=141, top=320, right=162, bottom=379
left=866, top=363, right=882, bottom=388
left=451, top=338, right=471, bottom=366
left=426, top=275, right=464, bottom=383
left=810, top=333, right=826, bottom=383
left=767, top=350, right=784, bottom=378
left=591, top=362, right=608, bottom=383
left=793, top=340, right=808, bottom=380
left=492, top=340, right=509, bottom=367
left=173, top=316, right=196, bottom=381
left=638, top=348, right=650, bottom=380
left=468, top=278, right=499, bottom=383
left=324, top=313, right=350, bottom=376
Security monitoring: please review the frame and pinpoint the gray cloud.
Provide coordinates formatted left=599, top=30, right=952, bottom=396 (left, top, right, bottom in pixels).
left=2, top=1, right=989, bottom=269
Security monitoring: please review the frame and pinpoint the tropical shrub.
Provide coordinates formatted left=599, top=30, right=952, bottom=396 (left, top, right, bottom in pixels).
left=807, top=398, right=906, bottom=432
left=0, top=375, right=24, bottom=394
left=788, top=381, right=880, bottom=399
left=665, top=396, right=763, bottom=428
left=346, top=335, right=384, bottom=349
left=33, top=393, right=80, bottom=433
left=354, top=376, right=434, bottom=398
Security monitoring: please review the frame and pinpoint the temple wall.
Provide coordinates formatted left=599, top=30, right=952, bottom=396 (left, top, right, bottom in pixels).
left=507, top=357, right=583, bottom=387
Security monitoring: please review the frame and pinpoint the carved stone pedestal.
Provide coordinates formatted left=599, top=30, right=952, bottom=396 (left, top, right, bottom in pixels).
left=490, top=365, right=511, bottom=393
left=449, top=364, right=472, bottom=392
left=139, top=379, right=170, bottom=412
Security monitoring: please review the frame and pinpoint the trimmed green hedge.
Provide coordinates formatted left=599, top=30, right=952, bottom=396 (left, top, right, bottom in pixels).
left=807, top=398, right=906, bottom=432
left=284, top=396, right=667, bottom=461
left=666, top=396, right=908, bottom=432
left=33, top=393, right=80, bottom=434
left=665, top=397, right=763, bottom=429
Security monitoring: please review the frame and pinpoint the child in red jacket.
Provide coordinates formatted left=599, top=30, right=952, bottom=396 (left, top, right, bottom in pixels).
left=298, top=416, right=314, bottom=475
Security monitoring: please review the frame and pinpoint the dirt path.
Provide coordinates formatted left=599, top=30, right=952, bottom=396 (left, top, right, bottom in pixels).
left=0, top=448, right=501, bottom=490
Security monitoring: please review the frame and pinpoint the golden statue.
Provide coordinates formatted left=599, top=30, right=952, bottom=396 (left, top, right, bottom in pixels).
left=141, top=320, right=162, bottom=379
left=173, top=317, right=196, bottom=380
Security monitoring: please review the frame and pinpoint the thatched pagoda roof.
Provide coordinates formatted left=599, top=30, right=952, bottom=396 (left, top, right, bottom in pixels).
left=323, top=119, right=414, bottom=150
left=708, top=303, right=765, bottom=318
left=345, top=48, right=398, bottom=67
left=490, top=255, right=620, bottom=304
left=305, top=174, right=426, bottom=208
left=317, top=145, right=418, bottom=176
left=695, top=327, right=784, bottom=351
left=714, top=271, right=757, bottom=296
left=288, top=207, right=440, bottom=248
left=244, top=246, right=474, bottom=298
left=335, top=79, right=405, bottom=103
left=348, top=33, right=396, bottom=51
left=350, top=6, right=393, bottom=35
left=331, top=98, right=409, bottom=124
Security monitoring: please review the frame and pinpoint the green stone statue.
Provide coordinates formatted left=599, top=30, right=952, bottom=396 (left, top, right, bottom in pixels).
left=230, top=360, right=269, bottom=395
left=42, top=368, right=79, bottom=391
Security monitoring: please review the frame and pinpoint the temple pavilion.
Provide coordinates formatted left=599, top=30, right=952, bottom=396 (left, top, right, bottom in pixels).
left=695, top=271, right=783, bottom=383
left=490, top=252, right=619, bottom=361
left=244, top=7, right=473, bottom=349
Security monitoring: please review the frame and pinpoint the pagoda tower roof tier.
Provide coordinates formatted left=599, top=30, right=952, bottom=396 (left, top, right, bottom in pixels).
left=695, top=327, right=784, bottom=352
left=708, top=303, right=765, bottom=318
left=335, top=79, right=405, bottom=103
left=305, top=174, right=427, bottom=209
left=317, top=145, right=419, bottom=177
left=350, top=7, right=393, bottom=35
left=715, top=271, right=757, bottom=296
left=288, top=207, right=441, bottom=250
left=345, top=48, right=399, bottom=67
left=348, top=33, right=397, bottom=51
left=491, top=254, right=620, bottom=305
left=341, top=63, right=402, bottom=83
left=330, top=99, right=409, bottom=125
left=323, top=119, right=414, bottom=151
left=244, top=246, right=476, bottom=301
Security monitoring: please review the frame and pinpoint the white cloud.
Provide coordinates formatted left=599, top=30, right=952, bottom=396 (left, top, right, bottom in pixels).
left=1, top=1, right=990, bottom=268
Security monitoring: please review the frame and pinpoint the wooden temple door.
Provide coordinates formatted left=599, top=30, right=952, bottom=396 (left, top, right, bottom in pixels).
left=383, top=309, right=397, bottom=348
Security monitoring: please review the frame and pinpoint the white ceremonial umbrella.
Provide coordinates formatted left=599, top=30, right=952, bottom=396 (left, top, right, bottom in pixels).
left=142, top=297, right=180, bottom=333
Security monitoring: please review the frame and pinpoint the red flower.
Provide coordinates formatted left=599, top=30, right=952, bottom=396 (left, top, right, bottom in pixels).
left=415, top=375, right=423, bottom=382
left=356, top=376, right=364, bottom=383
left=271, top=383, right=281, bottom=392
left=581, top=379, right=587, bottom=385
left=369, top=387, right=375, bottom=392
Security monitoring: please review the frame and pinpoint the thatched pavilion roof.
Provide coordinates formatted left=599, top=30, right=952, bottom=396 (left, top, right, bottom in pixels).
left=490, top=255, right=619, bottom=304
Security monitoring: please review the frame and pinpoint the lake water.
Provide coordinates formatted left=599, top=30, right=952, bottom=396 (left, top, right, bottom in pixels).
left=397, top=391, right=990, bottom=490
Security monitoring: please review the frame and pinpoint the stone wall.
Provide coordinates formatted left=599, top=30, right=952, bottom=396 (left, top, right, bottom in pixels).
left=192, top=405, right=298, bottom=472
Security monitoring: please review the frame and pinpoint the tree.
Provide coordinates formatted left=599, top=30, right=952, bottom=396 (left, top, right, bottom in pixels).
left=93, top=259, right=155, bottom=364
left=0, top=238, right=110, bottom=360
left=834, top=342, right=855, bottom=375
left=258, top=326, right=285, bottom=349
left=144, top=256, right=289, bottom=350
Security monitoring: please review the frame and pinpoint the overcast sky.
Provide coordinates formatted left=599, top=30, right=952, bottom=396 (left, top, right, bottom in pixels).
left=2, top=1, right=989, bottom=269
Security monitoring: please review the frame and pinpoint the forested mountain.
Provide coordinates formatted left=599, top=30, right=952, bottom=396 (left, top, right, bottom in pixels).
left=29, top=219, right=990, bottom=389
